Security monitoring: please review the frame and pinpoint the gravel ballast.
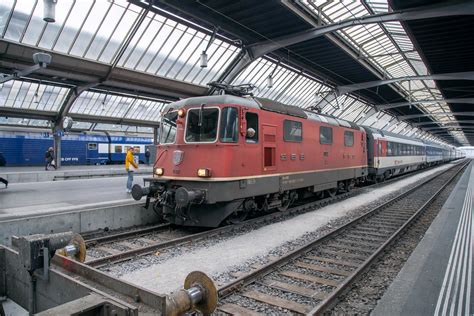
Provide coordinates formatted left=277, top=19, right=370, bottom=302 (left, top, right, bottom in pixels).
left=116, top=164, right=454, bottom=294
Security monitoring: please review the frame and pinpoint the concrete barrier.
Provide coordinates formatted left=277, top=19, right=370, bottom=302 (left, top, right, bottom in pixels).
left=0, top=201, right=159, bottom=246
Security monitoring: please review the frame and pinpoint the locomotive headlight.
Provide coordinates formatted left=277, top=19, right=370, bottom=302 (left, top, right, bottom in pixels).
left=155, top=168, right=164, bottom=176
left=197, top=168, right=211, bottom=177
left=177, top=109, right=186, bottom=117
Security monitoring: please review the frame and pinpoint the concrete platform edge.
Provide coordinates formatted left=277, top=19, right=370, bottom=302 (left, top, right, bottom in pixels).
left=0, top=202, right=159, bottom=246
left=372, top=161, right=473, bottom=316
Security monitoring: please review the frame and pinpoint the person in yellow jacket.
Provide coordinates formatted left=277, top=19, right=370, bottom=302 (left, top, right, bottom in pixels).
left=125, top=147, right=138, bottom=193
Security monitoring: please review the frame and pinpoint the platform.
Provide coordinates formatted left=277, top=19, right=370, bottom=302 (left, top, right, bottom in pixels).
left=0, top=164, right=153, bottom=183
left=373, top=160, right=473, bottom=316
left=0, top=175, right=150, bottom=220
left=0, top=175, right=160, bottom=246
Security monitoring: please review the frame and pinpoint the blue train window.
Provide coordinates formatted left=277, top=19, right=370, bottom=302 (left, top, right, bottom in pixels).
left=88, top=143, right=97, bottom=150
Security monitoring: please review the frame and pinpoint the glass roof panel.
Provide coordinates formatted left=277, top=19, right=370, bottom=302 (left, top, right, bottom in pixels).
left=0, top=116, right=50, bottom=127
left=0, top=0, right=240, bottom=87
left=69, top=90, right=169, bottom=122
left=0, top=80, right=70, bottom=112
left=301, top=0, right=465, bottom=145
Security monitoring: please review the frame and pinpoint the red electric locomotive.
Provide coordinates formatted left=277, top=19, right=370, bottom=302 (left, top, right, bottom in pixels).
left=133, top=94, right=368, bottom=227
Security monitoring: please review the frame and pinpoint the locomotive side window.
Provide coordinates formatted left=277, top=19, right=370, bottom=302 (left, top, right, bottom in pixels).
left=114, top=145, right=122, bottom=153
left=88, top=143, right=97, bottom=150
left=220, top=107, right=238, bottom=143
left=160, top=111, right=178, bottom=144
left=344, top=131, right=354, bottom=147
left=186, top=108, right=219, bottom=142
left=246, top=112, right=259, bottom=143
left=283, top=120, right=302, bottom=142
left=320, top=126, right=332, bottom=144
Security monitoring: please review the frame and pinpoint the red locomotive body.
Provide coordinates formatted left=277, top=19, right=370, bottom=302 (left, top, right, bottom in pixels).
left=133, top=95, right=368, bottom=227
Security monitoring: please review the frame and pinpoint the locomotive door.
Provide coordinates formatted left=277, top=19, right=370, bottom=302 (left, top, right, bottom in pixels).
left=262, top=124, right=277, bottom=172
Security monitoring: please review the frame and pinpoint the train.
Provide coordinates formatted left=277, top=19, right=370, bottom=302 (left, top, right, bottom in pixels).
left=0, top=131, right=152, bottom=166
left=131, top=94, right=464, bottom=227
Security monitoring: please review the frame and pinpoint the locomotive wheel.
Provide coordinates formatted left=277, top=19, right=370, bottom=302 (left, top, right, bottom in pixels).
left=226, top=210, right=248, bottom=225
left=277, top=199, right=291, bottom=212
left=326, top=188, right=337, bottom=197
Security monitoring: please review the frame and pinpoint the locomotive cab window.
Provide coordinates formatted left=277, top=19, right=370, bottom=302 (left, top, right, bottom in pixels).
left=245, top=112, right=259, bottom=143
left=160, top=111, right=178, bottom=144
left=320, top=126, right=332, bottom=144
left=88, top=143, right=97, bottom=150
left=220, top=107, right=238, bottom=143
left=114, top=145, right=122, bottom=153
left=344, top=131, right=354, bottom=147
left=284, top=120, right=302, bottom=142
left=186, top=108, right=219, bottom=142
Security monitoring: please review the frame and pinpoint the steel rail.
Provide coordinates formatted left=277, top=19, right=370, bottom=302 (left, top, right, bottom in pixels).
left=84, top=223, right=171, bottom=246
left=216, top=160, right=469, bottom=309
left=307, top=160, right=469, bottom=315
left=85, top=161, right=465, bottom=268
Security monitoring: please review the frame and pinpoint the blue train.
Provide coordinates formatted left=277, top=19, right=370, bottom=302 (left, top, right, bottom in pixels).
left=0, top=131, right=152, bottom=166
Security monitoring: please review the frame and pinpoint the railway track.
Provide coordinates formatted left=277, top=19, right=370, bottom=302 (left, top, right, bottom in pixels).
left=83, top=162, right=463, bottom=269
left=215, top=161, right=469, bottom=315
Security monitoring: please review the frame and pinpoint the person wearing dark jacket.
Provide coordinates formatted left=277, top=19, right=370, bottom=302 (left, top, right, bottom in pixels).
left=145, top=148, right=151, bottom=165
left=44, top=147, right=57, bottom=170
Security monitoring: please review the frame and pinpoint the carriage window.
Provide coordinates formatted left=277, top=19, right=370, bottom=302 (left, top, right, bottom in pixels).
left=387, top=142, right=392, bottom=156
left=344, top=131, right=354, bottom=147
left=115, top=145, right=122, bottom=153
left=320, top=126, right=332, bottom=144
left=134, top=146, right=140, bottom=153
left=88, top=143, right=97, bottom=150
left=284, top=120, right=302, bottom=142
left=186, top=108, right=219, bottom=142
left=160, top=111, right=178, bottom=144
left=246, top=112, right=259, bottom=143
left=220, top=107, right=238, bottom=143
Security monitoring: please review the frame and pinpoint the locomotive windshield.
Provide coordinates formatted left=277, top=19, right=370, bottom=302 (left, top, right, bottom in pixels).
left=160, top=111, right=178, bottom=144
left=185, top=108, right=219, bottom=142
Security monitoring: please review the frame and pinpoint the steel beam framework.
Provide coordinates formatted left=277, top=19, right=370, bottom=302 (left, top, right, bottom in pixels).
left=376, top=98, right=474, bottom=111
left=335, top=71, right=474, bottom=96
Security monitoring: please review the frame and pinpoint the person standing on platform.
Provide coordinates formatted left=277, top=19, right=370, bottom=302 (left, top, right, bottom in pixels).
left=125, top=147, right=138, bottom=193
left=44, top=147, right=57, bottom=170
left=145, top=148, right=151, bottom=165
left=0, top=176, right=7, bottom=188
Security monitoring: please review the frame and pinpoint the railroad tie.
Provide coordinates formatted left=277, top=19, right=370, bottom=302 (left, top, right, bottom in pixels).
left=242, top=291, right=311, bottom=314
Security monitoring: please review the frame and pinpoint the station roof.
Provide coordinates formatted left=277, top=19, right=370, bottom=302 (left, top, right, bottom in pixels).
left=0, top=0, right=472, bottom=145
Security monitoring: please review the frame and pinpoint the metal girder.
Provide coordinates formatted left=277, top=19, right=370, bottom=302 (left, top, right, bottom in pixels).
left=335, top=71, right=474, bottom=96
left=0, top=107, right=55, bottom=121
left=0, top=107, right=159, bottom=128
left=413, top=120, right=474, bottom=127
left=0, top=41, right=206, bottom=100
left=216, top=0, right=474, bottom=85
left=398, top=112, right=474, bottom=120
left=421, top=124, right=474, bottom=131
left=376, top=98, right=474, bottom=111
left=70, top=113, right=159, bottom=128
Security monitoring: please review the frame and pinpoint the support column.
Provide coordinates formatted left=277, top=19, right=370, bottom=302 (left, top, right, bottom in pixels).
left=53, top=125, right=63, bottom=169
left=153, top=127, right=159, bottom=145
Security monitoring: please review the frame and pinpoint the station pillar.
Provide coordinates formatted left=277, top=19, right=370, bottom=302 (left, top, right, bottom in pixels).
left=53, top=125, right=63, bottom=169
left=153, top=127, right=159, bottom=145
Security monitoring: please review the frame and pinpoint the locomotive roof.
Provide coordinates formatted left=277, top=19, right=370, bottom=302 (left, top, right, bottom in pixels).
left=163, top=95, right=360, bottom=130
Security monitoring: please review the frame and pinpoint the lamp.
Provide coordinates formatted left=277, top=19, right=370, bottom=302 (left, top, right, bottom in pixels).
left=266, top=58, right=281, bottom=89
left=200, top=26, right=219, bottom=68
left=43, top=0, right=57, bottom=23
